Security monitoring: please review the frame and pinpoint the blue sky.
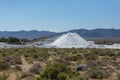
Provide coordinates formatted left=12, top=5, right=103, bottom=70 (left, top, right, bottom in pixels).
left=0, top=0, right=120, bottom=32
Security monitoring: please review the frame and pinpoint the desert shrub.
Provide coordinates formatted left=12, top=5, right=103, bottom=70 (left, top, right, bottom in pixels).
left=117, top=73, right=120, bottom=80
left=42, top=66, right=58, bottom=79
left=66, top=75, right=88, bottom=80
left=34, top=52, right=49, bottom=61
left=22, top=48, right=50, bottom=61
left=87, top=61, right=104, bottom=68
left=118, top=51, right=120, bottom=57
left=68, top=74, right=88, bottom=80
left=58, top=72, right=67, bottom=80
left=37, top=77, right=48, bottom=80
left=53, top=58, right=70, bottom=65
left=0, top=61, right=9, bottom=71
left=33, top=54, right=39, bottom=59
left=2, top=53, right=7, bottom=57
left=3, top=54, right=22, bottom=65
left=41, top=63, right=70, bottom=80
left=100, top=56, right=111, bottom=66
left=24, top=53, right=29, bottom=57
left=33, top=54, right=44, bottom=61
left=71, top=48, right=79, bottom=54
left=14, top=65, right=22, bottom=71
left=21, top=72, right=34, bottom=79
left=15, top=58, right=22, bottom=64
left=106, top=50, right=117, bottom=57
left=42, top=62, right=80, bottom=80
left=57, top=49, right=66, bottom=55
left=64, top=54, right=83, bottom=61
left=29, top=63, right=41, bottom=75
left=25, top=57, right=33, bottom=64
left=0, top=75, right=7, bottom=80
left=84, top=52, right=97, bottom=61
left=87, top=68, right=110, bottom=79
left=78, top=76, right=88, bottom=80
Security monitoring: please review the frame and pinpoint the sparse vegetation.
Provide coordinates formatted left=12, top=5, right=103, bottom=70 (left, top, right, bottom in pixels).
left=29, top=63, right=41, bottom=75
left=0, top=75, right=8, bottom=80
left=0, top=48, right=119, bottom=80
left=117, top=73, right=120, bottom=80
left=0, top=61, right=9, bottom=71
left=87, top=68, right=110, bottom=79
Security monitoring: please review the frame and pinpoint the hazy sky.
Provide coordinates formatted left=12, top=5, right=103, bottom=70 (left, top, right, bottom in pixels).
left=0, top=0, right=120, bottom=32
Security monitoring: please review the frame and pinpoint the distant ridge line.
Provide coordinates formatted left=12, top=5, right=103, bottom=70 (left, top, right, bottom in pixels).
left=0, top=28, right=120, bottom=39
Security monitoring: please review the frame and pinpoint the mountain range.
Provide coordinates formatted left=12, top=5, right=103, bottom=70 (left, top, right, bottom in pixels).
left=0, top=29, right=120, bottom=39
left=0, top=30, right=56, bottom=39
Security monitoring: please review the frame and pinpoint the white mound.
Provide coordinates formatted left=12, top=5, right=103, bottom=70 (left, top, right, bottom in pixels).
left=0, top=42, right=9, bottom=48
left=0, top=42, right=22, bottom=48
left=104, top=43, right=120, bottom=49
left=50, top=33, right=89, bottom=48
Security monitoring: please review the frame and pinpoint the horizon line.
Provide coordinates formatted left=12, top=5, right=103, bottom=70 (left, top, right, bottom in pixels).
left=0, top=28, right=119, bottom=32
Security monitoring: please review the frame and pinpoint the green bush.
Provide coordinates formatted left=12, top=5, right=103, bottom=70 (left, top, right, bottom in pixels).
left=33, top=54, right=39, bottom=59
left=41, top=63, right=70, bottom=80
left=58, top=72, right=67, bottom=80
